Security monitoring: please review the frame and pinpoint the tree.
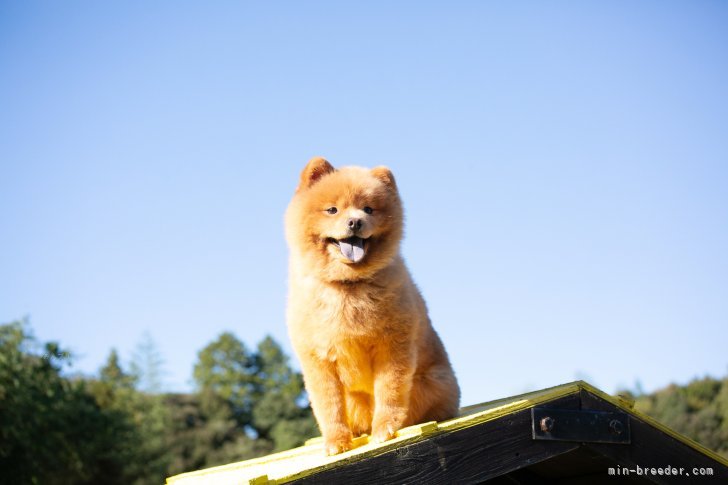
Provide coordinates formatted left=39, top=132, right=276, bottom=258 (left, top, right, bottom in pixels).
left=90, top=349, right=136, bottom=409
left=630, top=376, right=728, bottom=458
left=251, top=336, right=318, bottom=451
left=191, top=332, right=317, bottom=460
left=0, top=320, right=317, bottom=483
left=0, top=320, right=132, bottom=484
left=87, top=348, right=171, bottom=485
left=130, top=332, right=166, bottom=394
left=163, top=393, right=271, bottom=476
left=193, top=332, right=257, bottom=425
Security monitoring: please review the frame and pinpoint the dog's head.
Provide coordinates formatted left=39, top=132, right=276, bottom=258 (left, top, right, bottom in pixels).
left=285, top=157, right=403, bottom=282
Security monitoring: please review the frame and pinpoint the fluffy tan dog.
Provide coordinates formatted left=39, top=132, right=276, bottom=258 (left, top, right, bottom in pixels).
left=285, top=157, right=460, bottom=455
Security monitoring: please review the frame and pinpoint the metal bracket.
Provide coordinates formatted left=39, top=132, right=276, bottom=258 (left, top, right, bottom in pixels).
left=532, top=407, right=631, bottom=444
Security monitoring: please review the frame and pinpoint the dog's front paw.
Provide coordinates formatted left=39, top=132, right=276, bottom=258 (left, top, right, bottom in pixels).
left=371, top=406, right=406, bottom=444
left=370, top=422, right=397, bottom=444
left=324, top=429, right=353, bottom=456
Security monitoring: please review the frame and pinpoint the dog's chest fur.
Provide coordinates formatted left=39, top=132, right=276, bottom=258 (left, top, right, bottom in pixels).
left=306, top=281, right=398, bottom=389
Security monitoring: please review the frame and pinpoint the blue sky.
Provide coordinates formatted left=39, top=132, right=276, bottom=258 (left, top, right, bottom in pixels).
left=1, top=2, right=727, bottom=406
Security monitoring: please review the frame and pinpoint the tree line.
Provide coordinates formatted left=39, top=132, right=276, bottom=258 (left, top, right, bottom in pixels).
left=623, top=375, right=728, bottom=458
left=0, top=319, right=317, bottom=484
left=1, top=319, right=726, bottom=484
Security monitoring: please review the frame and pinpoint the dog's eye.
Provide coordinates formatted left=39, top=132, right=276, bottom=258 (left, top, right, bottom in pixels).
left=363, top=206, right=373, bottom=214
left=326, top=207, right=338, bottom=215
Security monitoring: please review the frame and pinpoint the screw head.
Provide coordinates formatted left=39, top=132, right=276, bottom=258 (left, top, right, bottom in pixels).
left=609, top=419, right=624, bottom=435
left=540, top=416, right=555, bottom=433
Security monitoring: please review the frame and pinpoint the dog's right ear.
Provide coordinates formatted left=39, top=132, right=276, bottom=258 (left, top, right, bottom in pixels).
left=298, top=157, right=335, bottom=191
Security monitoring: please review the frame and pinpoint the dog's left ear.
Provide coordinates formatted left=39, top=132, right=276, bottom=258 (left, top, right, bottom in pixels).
left=298, top=157, right=335, bottom=191
left=371, top=166, right=397, bottom=189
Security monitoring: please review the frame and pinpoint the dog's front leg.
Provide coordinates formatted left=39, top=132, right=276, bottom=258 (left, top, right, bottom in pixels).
left=300, top=356, right=352, bottom=455
left=370, top=343, right=415, bottom=443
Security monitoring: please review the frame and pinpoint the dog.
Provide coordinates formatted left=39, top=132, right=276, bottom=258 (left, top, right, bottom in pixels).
left=285, top=157, right=460, bottom=455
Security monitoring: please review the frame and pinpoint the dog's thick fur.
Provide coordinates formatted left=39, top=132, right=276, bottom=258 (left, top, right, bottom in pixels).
left=285, top=157, right=460, bottom=455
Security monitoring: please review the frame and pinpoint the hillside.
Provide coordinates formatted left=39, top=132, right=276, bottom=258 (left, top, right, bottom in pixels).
left=628, top=375, right=728, bottom=458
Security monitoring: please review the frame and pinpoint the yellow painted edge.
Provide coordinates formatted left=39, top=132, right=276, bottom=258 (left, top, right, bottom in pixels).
left=303, top=421, right=436, bottom=447
left=303, top=436, right=323, bottom=446
left=412, top=421, right=439, bottom=435
left=165, top=444, right=311, bottom=484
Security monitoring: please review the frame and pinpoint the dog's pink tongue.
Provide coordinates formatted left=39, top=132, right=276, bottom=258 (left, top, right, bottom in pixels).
left=339, top=237, right=365, bottom=263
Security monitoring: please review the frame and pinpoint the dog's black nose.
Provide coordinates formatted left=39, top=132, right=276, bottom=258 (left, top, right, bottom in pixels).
left=347, top=218, right=362, bottom=231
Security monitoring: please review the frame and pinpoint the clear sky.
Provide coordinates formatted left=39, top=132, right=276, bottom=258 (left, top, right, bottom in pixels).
left=1, top=2, right=727, bottom=406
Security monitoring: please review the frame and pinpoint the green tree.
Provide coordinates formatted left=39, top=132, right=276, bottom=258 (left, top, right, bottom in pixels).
left=130, top=332, right=166, bottom=394
left=193, top=331, right=262, bottom=427
left=0, top=320, right=131, bottom=484
left=164, top=392, right=271, bottom=475
left=87, top=348, right=171, bottom=485
left=251, top=336, right=318, bottom=451
left=90, top=349, right=136, bottom=408
left=191, top=332, right=317, bottom=462
left=0, top=320, right=318, bottom=483
left=623, top=375, right=728, bottom=459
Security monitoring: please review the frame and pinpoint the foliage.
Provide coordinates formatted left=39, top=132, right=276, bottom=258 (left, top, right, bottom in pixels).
left=251, top=336, right=318, bottom=451
left=0, top=319, right=316, bottom=484
left=0, top=320, right=132, bottom=484
left=164, top=392, right=272, bottom=476
left=192, top=332, right=317, bottom=461
left=86, top=349, right=171, bottom=484
left=625, top=376, right=728, bottom=458
left=130, top=332, right=166, bottom=394
left=193, top=331, right=257, bottom=424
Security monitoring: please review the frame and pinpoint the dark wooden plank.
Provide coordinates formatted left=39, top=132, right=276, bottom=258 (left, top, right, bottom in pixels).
left=523, top=445, right=651, bottom=484
left=580, top=390, right=728, bottom=484
left=291, top=395, right=581, bottom=485
left=491, top=467, right=556, bottom=485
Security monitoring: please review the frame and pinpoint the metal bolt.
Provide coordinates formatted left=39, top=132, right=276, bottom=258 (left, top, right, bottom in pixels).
left=540, top=416, right=555, bottom=433
left=609, top=419, right=624, bottom=435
